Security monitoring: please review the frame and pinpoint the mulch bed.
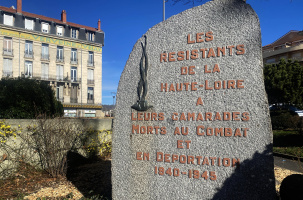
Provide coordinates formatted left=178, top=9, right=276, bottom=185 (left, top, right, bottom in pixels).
left=0, top=160, right=301, bottom=200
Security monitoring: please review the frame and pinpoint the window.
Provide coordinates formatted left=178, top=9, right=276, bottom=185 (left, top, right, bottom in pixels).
left=88, top=32, right=94, bottom=41
left=25, top=18, right=34, bottom=30
left=42, top=22, right=49, bottom=33
left=41, top=63, right=49, bottom=80
left=71, top=29, right=77, bottom=38
left=3, top=58, right=13, bottom=77
left=3, top=37, right=12, bottom=55
left=3, top=14, right=13, bottom=26
left=71, top=48, right=77, bottom=64
left=41, top=44, right=49, bottom=60
left=88, top=51, right=94, bottom=66
left=292, top=52, right=301, bottom=59
left=56, top=46, right=64, bottom=62
left=87, top=87, right=94, bottom=103
left=56, top=85, right=64, bottom=102
left=266, top=58, right=275, bottom=64
left=56, top=65, right=64, bottom=80
left=87, top=69, right=94, bottom=84
left=25, top=41, right=33, bottom=58
left=57, top=26, right=63, bottom=36
left=24, top=61, right=33, bottom=77
left=71, top=67, right=77, bottom=82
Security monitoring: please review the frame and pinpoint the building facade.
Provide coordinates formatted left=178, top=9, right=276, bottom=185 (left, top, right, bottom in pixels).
left=0, top=0, right=104, bottom=117
left=263, top=30, right=303, bottom=65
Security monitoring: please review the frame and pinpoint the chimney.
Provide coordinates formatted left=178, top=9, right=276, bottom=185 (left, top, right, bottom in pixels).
left=61, top=10, right=67, bottom=23
left=17, top=0, right=22, bottom=13
left=98, top=19, right=101, bottom=31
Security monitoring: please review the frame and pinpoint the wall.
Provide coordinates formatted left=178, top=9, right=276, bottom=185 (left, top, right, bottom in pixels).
left=0, top=118, right=113, bottom=179
left=4, top=118, right=113, bottom=130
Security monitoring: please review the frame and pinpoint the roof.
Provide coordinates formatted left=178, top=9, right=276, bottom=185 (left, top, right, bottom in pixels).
left=0, top=6, right=103, bottom=33
left=263, top=30, right=303, bottom=50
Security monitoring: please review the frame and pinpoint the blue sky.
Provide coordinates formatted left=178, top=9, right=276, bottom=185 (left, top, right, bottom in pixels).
left=1, top=0, right=303, bottom=105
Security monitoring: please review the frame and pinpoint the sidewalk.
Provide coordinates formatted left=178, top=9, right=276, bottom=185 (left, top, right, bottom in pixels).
left=274, top=156, right=303, bottom=173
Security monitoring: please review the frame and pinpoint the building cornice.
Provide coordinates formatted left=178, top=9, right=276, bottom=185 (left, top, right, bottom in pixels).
left=0, top=24, right=103, bottom=47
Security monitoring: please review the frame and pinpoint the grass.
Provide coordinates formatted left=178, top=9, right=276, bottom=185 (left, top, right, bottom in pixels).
left=273, top=130, right=303, bottom=157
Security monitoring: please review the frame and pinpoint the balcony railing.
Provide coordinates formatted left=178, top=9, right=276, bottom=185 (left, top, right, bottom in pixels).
left=71, top=78, right=78, bottom=82
left=30, top=73, right=81, bottom=83
left=2, top=71, right=13, bottom=77
left=87, top=79, right=94, bottom=85
left=41, top=53, right=49, bottom=61
left=3, top=48, right=13, bottom=56
left=24, top=50, right=34, bottom=58
left=70, top=58, right=78, bottom=65
left=87, top=60, right=94, bottom=67
left=87, top=99, right=94, bottom=104
left=70, top=98, right=78, bottom=103
left=56, top=56, right=64, bottom=63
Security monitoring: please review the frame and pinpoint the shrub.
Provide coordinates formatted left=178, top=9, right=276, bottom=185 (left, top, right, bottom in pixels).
left=84, top=129, right=112, bottom=159
left=0, top=78, right=63, bottom=119
left=270, top=110, right=300, bottom=130
left=27, top=117, right=86, bottom=178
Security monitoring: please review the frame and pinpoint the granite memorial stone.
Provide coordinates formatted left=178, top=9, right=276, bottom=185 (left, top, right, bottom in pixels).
left=112, top=0, right=276, bottom=199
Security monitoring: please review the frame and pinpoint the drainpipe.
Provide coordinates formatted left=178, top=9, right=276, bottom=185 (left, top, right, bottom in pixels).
left=81, top=48, right=83, bottom=117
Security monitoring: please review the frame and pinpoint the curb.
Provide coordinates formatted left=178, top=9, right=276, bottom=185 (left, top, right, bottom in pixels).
left=273, top=152, right=303, bottom=162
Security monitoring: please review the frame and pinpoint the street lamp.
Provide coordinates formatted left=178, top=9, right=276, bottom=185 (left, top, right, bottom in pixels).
left=163, top=0, right=168, bottom=21
left=111, top=92, right=116, bottom=105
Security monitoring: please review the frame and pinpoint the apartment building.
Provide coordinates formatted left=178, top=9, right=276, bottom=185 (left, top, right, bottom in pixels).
left=0, top=0, right=104, bottom=117
left=263, top=30, right=303, bottom=65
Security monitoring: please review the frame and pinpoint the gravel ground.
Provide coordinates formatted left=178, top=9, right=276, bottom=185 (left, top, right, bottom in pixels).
left=22, top=165, right=302, bottom=200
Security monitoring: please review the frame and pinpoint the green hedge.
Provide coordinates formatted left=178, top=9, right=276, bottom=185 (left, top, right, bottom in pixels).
left=0, top=78, right=63, bottom=118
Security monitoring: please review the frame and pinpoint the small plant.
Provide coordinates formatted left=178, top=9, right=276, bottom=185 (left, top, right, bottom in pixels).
left=0, top=120, right=23, bottom=179
left=83, top=129, right=112, bottom=159
left=0, top=120, right=18, bottom=144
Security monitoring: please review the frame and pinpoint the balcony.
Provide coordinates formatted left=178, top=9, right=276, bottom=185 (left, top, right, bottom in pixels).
left=70, top=98, right=78, bottom=103
left=3, top=48, right=13, bottom=56
left=24, top=50, right=34, bottom=59
left=56, top=56, right=64, bottom=63
left=41, top=53, right=49, bottom=61
left=87, top=99, right=94, bottom=104
left=87, top=60, right=94, bottom=67
left=87, top=79, right=94, bottom=85
left=70, top=58, right=78, bottom=65
left=29, top=73, right=82, bottom=83
left=263, top=43, right=303, bottom=59
left=2, top=71, right=13, bottom=78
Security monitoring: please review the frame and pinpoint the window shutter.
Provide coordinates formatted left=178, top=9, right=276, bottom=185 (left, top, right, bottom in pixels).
left=3, top=59, right=12, bottom=71
left=57, top=26, right=63, bottom=35
left=42, top=23, right=48, bottom=32
left=4, top=14, right=13, bottom=26
left=25, top=19, right=33, bottom=30
left=88, top=69, right=94, bottom=80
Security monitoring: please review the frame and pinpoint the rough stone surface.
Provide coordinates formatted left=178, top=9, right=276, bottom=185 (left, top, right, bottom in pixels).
left=112, top=0, right=276, bottom=199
